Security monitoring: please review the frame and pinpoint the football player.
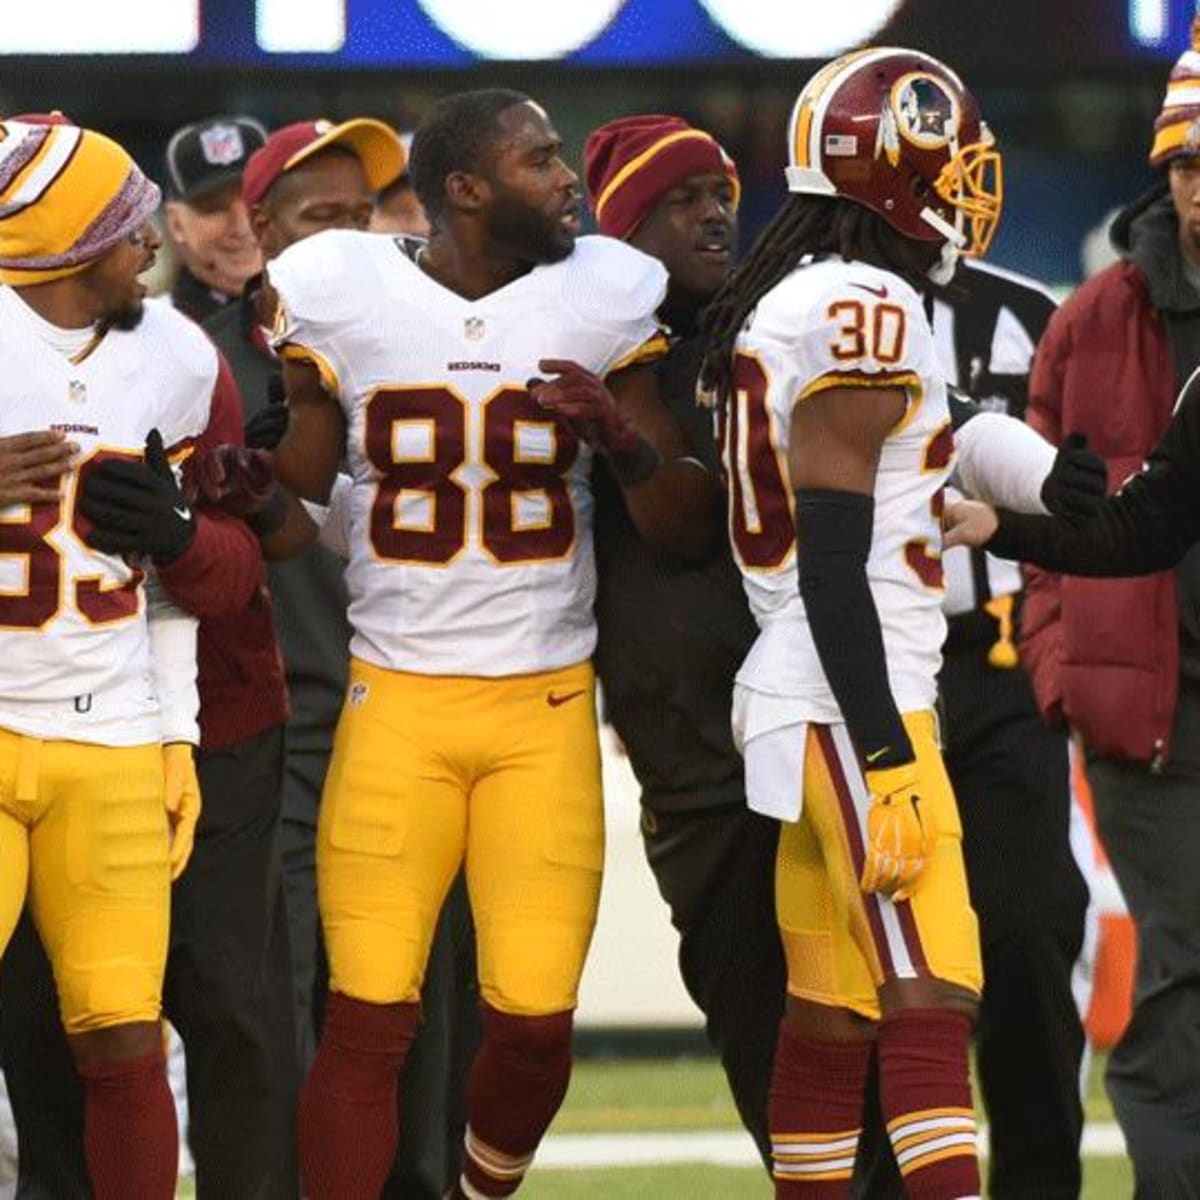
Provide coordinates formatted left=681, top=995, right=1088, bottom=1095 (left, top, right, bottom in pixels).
left=699, top=49, right=1001, bottom=1199
left=265, top=89, right=718, bottom=1198
left=0, top=119, right=209, bottom=1198
left=208, top=115, right=483, bottom=1198
left=586, top=109, right=1102, bottom=1196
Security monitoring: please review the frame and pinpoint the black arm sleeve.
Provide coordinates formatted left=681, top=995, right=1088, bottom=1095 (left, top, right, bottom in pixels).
left=989, top=378, right=1200, bottom=575
left=796, top=488, right=914, bottom=769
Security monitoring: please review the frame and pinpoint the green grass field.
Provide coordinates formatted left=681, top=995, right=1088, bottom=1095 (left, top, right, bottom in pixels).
left=522, top=1053, right=1133, bottom=1197
left=177, top=1052, right=1133, bottom=1197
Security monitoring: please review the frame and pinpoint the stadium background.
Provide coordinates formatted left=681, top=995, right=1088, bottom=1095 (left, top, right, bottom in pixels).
left=0, top=0, right=1187, bottom=286
left=0, top=1, right=1177, bottom=1193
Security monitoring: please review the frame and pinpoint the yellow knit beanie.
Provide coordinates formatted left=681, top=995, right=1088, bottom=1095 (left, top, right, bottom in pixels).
left=0, top=120, right=161, bottom=286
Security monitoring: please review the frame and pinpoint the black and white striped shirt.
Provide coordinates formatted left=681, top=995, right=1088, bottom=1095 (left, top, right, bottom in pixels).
left=930, top=259, right=1058, bottom=617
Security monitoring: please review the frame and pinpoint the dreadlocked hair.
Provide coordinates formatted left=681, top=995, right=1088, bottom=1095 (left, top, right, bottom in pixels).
left=699, top=195, right=930, bottom=405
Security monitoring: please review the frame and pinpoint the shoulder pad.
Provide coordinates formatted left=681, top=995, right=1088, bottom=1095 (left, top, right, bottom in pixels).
left=755, top=259, right=919, bottom=343
left=139, top=298, right=218, bottom=388
left=267, top=229, right=376, bottom=327
left=558, top=235, right=667, bottom=329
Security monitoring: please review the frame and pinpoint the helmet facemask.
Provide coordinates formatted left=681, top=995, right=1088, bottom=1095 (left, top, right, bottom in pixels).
left=929, top=128, right=1003, bottom=257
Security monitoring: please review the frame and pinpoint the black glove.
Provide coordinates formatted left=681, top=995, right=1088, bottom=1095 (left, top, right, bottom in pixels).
left=243, top=375, right=289, bottom=450
left=81, top=428, right=196, bottom=564
left=1040, top=432, right=1107, bottom=524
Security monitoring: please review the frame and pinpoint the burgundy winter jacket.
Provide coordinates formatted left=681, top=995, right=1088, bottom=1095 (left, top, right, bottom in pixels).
left=1020, top=258, right=1180, bottom=764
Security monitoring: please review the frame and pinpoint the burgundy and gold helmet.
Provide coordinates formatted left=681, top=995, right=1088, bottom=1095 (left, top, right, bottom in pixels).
left=785, top=47, right=1002, bottom=258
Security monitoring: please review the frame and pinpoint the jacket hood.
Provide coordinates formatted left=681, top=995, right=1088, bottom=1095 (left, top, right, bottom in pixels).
left=1111, top=179, right=1200, bottom=312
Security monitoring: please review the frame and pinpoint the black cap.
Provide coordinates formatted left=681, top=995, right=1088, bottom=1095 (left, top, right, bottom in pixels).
left=165, top=115, right=268, bottom=201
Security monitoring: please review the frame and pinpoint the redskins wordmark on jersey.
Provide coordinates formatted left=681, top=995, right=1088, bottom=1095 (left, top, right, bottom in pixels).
left=0, top=292, right=213, bottom=746
left=269, top=230, right=667, bottom=677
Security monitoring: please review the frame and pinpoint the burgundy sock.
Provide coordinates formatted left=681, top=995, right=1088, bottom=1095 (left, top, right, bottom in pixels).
left=77, top=1048, right=177, bottom=1200
left=768, top=1022, right=872, bottom=1198
left=877, top=1008, right=980, bottom=1199
left=455, top=1004, right=574, bottom=1197
left=297, top=991, right=420, bottom=1200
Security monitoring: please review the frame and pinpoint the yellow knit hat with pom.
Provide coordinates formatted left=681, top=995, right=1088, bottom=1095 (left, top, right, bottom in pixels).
left=0, top=120, right=160, bottom=286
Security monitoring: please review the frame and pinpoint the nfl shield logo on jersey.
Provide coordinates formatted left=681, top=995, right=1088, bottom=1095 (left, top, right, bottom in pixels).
left=464, top=317, right=485, bottom=341
left=68, top=379, right=87, bottom=404
left=199, top=123, right=246, bottom=167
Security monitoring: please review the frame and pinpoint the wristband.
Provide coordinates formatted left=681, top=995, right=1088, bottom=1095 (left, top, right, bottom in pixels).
left=603, top=436, right=661, bottom=487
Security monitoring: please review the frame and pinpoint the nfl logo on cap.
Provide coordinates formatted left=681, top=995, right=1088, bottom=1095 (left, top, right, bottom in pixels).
left=199, top=123, right=247, bottom=167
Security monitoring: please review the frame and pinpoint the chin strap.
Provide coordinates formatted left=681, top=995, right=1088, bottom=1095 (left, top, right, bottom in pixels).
left=925, top=239, right=960, bottom=285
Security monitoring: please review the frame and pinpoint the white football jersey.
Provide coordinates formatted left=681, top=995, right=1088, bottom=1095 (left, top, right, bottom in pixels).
left=0, top=290, right=213, bottom=745
left=722, top=257, right=952, bottom=734
left=270, top=231, right=667, bottom=676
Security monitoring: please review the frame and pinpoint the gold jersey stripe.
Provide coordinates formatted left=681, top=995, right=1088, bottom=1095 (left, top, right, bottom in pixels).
left=278, top=342, right=340, bottom=400
left=607, top=330, right=670, bottom=377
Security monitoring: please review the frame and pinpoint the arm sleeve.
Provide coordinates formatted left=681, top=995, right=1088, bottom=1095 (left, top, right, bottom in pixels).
left=953, top=411, right=1054, bottom=514
left=797, top=489, right=914, bottom=768
left=156, top=353, right=267, bottom=617
left=146, top=569, right=199, bottom=745
left=990, top=381, right=1200, bottom=574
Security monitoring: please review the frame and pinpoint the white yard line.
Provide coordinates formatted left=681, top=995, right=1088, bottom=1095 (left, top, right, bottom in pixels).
left=535, top=1123, right=1128, bottom=1169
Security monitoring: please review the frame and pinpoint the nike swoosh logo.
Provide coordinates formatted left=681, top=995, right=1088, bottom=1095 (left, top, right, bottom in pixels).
left=851, top=282, right=889, bottom=299
left=547, top=690, right=585, bottom=708
left=173, top=506, right=192, bottom=521
left=865, top=747, right=890, bottom=764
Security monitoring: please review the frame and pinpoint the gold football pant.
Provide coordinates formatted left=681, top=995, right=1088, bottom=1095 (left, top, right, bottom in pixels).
left=0, top=729, right=169, bottom=1033
left=747, top=711, right=982, bottom=1018
left=318, top=657, right=604, bottom=1016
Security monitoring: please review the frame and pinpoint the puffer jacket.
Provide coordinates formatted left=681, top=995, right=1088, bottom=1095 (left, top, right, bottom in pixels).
left=1020, top=184, right=1200, bottom=764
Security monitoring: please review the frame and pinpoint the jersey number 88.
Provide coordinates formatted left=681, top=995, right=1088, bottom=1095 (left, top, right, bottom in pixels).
left=364, top=384, right=581, bottom=566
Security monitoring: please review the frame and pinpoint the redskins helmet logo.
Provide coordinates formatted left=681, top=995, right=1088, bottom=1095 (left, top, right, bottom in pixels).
left=890, top=73, right=960, bottom=150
